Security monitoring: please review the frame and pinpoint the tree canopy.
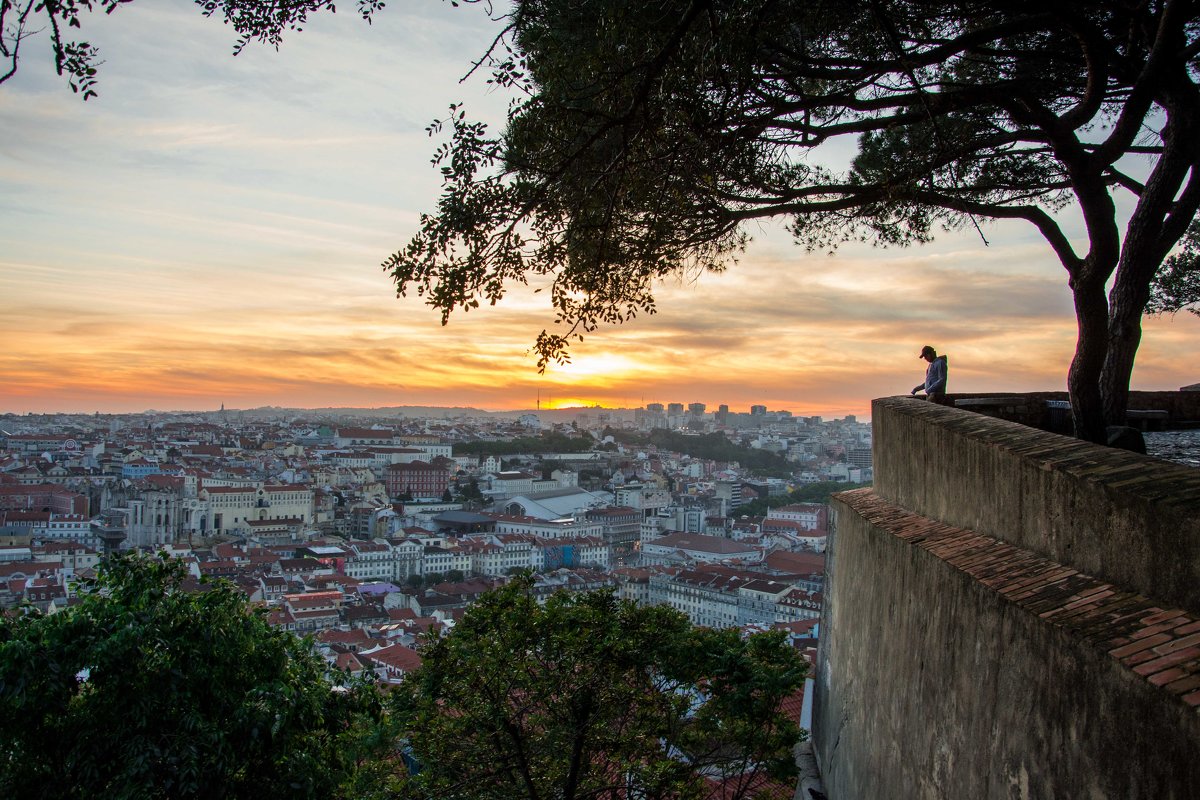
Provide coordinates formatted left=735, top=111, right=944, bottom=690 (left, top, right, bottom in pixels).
left=1148, top=218, right=1200, bottom=316
left=454, top=429, right=596, bottom=456
left=0, top=554, right=392, bottom=799
left=605, top=427, right=794, bottom=475
left=391, top=578, right=806, bottom=800
left=390, top=0, right=1200, bottom=442
left=735, top=481, right=870, bottom=516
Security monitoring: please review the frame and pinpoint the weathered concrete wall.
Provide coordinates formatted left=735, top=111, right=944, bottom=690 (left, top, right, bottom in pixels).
left=814, top=396, right=1200, bottom=799
left=872, top=397, right=1200, bottom=612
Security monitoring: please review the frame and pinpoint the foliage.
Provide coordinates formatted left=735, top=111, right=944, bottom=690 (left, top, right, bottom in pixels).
left=455, top=430, right=596, bottom=456
left=606, top=427, right=792, bottom=475
left=735, top=481, right=869, bottom=517
left=788, top=480, right=870, bottom=505
left=455, top=476, right=485, bottom=501
left=390, top=0, right=1200, bottom=441
left=391, top=578, right=806, bottom=800
left=1147, top=220, right=1200, bottom=316
left=0, top=0, right=382, bottom=99
left=0, top=553, right=393, bottom=799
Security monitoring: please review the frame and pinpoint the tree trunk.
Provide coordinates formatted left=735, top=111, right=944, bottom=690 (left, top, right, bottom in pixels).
left=1099, top=90, right=1200, bottom=427
left=1069, top=276, right=1111, bottom=444
left=1101, top=270, right=1152, bottom=428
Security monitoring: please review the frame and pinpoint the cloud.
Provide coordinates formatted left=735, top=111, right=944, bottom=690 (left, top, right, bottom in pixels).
left=0, top=6, right=1194, bottom=418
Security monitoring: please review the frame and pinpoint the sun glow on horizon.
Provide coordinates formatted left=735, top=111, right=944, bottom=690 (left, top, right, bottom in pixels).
left=538, top=397, right=605, bottom=411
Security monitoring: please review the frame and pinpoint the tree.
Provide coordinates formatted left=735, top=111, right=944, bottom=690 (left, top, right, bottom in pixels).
left=0, top=553, right=393, bottom=799
left=1148, top=219, right=1200, bottom=315
left=455, top=476, right=485, bottom=502
left=390, top=0, right=1200, bottom=442
left=0, top=0, right=381, bottom=99
left=441, top=487, right=455, bottom=502
left=391, top=578, right=806, bottom=800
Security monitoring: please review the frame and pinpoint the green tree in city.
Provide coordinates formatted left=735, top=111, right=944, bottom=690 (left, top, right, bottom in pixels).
left=456, top=477, right=485, bottom=502
left=391, top=578, right=806, bottom=800
left=735, top=481, right=872, bottom=516
left=0, top=553, right=394, bottom=799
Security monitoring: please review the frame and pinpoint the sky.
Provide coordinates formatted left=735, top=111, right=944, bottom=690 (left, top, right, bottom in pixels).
left=1, top=3, right=1196, bottom=419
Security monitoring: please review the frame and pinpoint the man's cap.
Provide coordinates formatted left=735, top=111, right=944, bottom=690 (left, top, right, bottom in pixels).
left=919, top=345, right=936, bottom=358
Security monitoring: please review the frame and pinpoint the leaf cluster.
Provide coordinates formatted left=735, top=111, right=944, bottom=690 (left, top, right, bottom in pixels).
left=1147, top=219, right=1200, bottom=316
left=735, top=481, right=869, bottom=517
left=0, top=553, right=393, bottom=799
left=455, top=429, right=596, bottom=456
left=391, top=578, right=806, bottom=800
left=390, top=0, right=1200, bottom=369
left=0, top=0, right=380, bottom=99
left=605, top=427, right=793, bottom=475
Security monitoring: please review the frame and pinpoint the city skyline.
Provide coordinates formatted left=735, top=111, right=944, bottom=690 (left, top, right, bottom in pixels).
left=2, top=4, right=1196, bottom=419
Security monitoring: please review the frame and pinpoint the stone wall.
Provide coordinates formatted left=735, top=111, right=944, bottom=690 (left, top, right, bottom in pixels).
left=940, top=390, right=1200, bottom=431
left=814, top=396, right=1200, bottom=800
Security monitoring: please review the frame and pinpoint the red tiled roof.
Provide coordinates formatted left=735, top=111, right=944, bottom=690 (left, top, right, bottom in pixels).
left=361, top=643, right=422, bottom=673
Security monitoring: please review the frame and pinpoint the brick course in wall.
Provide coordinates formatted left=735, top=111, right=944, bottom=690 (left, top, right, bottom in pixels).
left=871, top=396, right=1200, bottom=612
left=815, top=396, right=1200, bottom=800
left=840, top=487, right=1200, bottom=712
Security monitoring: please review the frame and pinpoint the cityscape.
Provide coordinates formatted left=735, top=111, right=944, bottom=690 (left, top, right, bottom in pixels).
left=2, top=2, right=1198, bottom=798
left=0, top=403, right=865, bottom=643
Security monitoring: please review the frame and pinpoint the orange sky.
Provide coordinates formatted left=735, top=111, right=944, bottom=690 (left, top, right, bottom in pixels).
left=1, top=5, right=1196, bottom=419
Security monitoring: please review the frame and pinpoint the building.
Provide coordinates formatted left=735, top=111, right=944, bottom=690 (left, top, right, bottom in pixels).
left=585, top=506, right=640, bottom=554
left=766, top=503, right=827, bottom=530
left=386, top=461, right=451, bottom=501
left=640, top=532, right=760, bottom=566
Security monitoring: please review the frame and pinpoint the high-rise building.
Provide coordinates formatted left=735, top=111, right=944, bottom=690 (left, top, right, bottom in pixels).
left=849, top=447, right=873, bottom=470
left=667, top=403, right=684, bottom=416
left=750, top=404, right=767, bottom=416
left=688, top=403, right=706, bottom=416
left=646, top=403, right=665, bottom=413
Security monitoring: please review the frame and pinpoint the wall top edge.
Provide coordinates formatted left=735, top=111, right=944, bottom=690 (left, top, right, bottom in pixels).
left=872, top=396, right=1200, bottom=509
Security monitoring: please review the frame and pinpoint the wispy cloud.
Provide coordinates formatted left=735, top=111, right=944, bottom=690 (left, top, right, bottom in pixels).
left=1, top=5, right=1195, bottom=417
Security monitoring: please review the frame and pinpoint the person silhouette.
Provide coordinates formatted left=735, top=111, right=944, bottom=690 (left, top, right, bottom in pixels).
left=911, top=345, right=948, bottom=403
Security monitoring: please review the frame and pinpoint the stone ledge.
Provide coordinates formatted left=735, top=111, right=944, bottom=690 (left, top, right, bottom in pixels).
left=871, top=396, right=1200, bottom=613
left=836, top=487, right=1200, bottom=711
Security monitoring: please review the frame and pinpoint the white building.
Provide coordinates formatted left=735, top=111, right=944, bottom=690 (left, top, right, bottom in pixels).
left=487, top=512, right=603, bottom=540
left=640, top=532, right=760, bottom=567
